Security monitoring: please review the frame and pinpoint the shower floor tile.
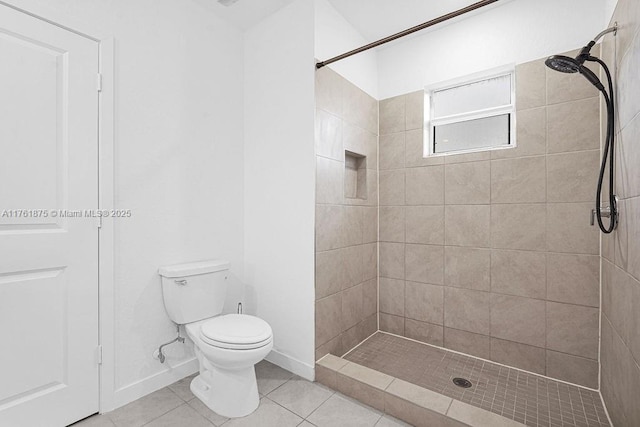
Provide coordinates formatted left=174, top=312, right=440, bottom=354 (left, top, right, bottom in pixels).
left=343, top=332, right=610, bottom=427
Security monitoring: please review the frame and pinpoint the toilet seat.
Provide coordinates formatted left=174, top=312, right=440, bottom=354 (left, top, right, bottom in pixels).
left=199, top=314, right=273, bottom=350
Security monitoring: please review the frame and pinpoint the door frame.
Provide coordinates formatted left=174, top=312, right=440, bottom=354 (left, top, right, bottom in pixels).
left=97, top=37, right=116, bottom=413
left=0, top=0, right=117, bottom=416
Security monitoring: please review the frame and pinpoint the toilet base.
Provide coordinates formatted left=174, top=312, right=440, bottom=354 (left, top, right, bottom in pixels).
left=190, top=365, right=259, bottom=418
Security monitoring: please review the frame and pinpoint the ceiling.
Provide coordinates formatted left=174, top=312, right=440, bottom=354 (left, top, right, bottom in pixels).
left=325, top=0, right=489, bottom=42
left=205, top=0, right=297, bottom=31
left=205, top=0, right=501, bottom=38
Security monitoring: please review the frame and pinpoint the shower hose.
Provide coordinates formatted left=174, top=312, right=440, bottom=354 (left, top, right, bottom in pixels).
left=588, top=56, right=617, bottom=234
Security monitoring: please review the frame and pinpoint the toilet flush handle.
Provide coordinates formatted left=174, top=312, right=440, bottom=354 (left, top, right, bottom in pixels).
left=175, top=279, right=188, bottom=286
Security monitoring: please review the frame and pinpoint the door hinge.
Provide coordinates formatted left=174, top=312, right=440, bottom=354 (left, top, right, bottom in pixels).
left=97, top=345, right=103, bottom=365
left=96, top=73, right=102, bottom=92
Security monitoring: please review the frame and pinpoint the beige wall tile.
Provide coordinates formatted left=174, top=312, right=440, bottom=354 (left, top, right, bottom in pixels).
left=547, top=253, right=599, bottom=307
left=491, top=203, right=546, bottom=251
left=343, top=206, right=363, bottom=247
left=547, top=150, right=599, bottom=202
left=546, top=56, right=600, bottom=105
left=490, top=338, right=545, bottom=375
left=615, top=198, right=629, bottom=270
left=316, top=67, right=343, bottom=116
left=316, top=293, right=343, bottom=347
left=343, top=123, right=378, bottom=170
left=546, top=350, right=598, bottom=388
left=405, top=206, right=444, bottom=245
left=316, top=204, right=344, bottom=251
left=361, top=207, right=378, bottom=244
left=405, top=281, right=443, bottom=325
left=379, top=169, right=405, bottom=206
left=380, top=242, right=405, bottom=279
left=547, top=97, right=600, bottom=153
left=316, top=249, right=345, bottom=299
left=362, top=243, right=377, bottom=281
left=445, top=205, right=490, bottom=247
left=620, top=114, right=640, bottom=198
left=315, top=335, right=343, bottom=360
left=380, top=95, right=405, bottom=135
left=343, top=81, right=378, bottom=134
left=380, top=206, right=405, bottom=243
left=379, top=133, right=405, bottom=170
left=492, top=107, right=546, bottom=159
left=362, top=278, right=377, bottom=318
left=491, top=294, right=546, bottom=347
left=444, top=246, right=490, bottom=291
left=546, top=301, right=599, bottom=359
left=315, top=109, right=343, bottom=161
left=342, top=284, right=364, bottom=330
left=405, top=166, right=444, bottom=205
left=380, top=313, right=405, bottom=335
left=626, top=197, right=640, bottom=281
left=546, top=203, right=599, bottom=254
left=405, top=129, right=444, bottom=167
left=405, top=91, right=424, bottom=131
left=405, top=244, right=444, bottom=285
left=316, top=156, right=344, bottom=205
left=341, top=324, right=362, bottom=354
left=380, top=277, right=405, bottom=316
left=444, top=288, right=490, bottom=335
left=359, top=314, right=378, bottom=341
left=491, top=249, right=546, bottom=299
left=445, top=161, right=490, bottom=205
left=491, top=156, right=546, bottom=203
left=404, top=319, right=444, bottom=346
left=342, top=245, right=364, bottom=289
left=515, top=59, right=546, bottom=110
left=444, top=150, right=491, bottom=164
left=444, top=328, right=491, bottom=360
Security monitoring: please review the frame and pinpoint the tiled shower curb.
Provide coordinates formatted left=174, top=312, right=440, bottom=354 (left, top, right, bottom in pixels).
left=315, top=354, right=524, bottom=427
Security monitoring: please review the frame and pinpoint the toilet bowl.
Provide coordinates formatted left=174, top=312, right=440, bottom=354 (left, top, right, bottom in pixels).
left=158, top=260, right=273, bottom=418
left=185, top=314, right=273, bottom=418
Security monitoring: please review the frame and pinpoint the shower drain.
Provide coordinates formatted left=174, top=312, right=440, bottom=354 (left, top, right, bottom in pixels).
left=452, top=377, right=472, bottom=388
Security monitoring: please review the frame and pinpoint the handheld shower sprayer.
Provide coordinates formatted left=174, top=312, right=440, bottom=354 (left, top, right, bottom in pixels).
left=545, top=24, right=618, bottom=234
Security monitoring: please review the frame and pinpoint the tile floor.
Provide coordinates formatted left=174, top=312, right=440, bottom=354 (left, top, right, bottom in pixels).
left=345, top=333, right=610, bottom=427
left=72, top=360, right=407, bottom=427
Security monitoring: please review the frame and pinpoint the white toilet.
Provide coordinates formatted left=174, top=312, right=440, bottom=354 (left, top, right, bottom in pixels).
left=158, top=260, right=273, bottom=418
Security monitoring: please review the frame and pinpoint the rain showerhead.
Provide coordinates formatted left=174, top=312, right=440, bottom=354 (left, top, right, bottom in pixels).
left=545, top=55, right=580, bottom=73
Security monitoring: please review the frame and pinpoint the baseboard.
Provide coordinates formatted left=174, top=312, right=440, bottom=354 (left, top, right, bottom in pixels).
left=266, top=349, right=315, bottom=381
left=108, top=358, right=199, bottom=411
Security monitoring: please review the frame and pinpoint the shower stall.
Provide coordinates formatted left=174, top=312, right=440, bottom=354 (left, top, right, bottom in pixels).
left=313, top=1, right=639, bottom=426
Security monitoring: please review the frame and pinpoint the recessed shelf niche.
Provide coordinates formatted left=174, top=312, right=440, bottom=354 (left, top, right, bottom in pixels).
left=344, top=150, right=367, bottom=200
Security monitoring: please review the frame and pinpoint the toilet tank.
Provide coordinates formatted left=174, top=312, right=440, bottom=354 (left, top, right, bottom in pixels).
left=158, top=259, right=230, bottom=325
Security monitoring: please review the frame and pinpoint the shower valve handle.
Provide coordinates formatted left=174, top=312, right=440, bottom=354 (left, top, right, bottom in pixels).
left=590, top=206, right=612, bottom=226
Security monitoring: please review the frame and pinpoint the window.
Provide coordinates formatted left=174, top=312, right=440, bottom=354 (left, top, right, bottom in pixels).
left=424, top=67, right=516, bottom=157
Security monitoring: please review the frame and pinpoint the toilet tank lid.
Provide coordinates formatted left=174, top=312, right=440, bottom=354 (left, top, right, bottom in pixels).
left=158, top=259, right=230, bottom=278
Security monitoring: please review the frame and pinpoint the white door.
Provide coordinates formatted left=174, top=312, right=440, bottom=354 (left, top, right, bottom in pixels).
left=0, top=5, right=99, bottom=427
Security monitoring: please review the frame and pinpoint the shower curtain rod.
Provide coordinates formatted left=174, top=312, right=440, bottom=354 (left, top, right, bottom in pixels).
left=316, top=0, right=500, bottom=69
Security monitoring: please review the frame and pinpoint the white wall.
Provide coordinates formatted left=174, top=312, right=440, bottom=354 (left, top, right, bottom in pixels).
left=377, top=0, right=610, bottom=98
left=3, top=0, right=245, bottom=410
left=244, top=0, right=316, bottom=379
left=314, top=0, right=378, bottom=99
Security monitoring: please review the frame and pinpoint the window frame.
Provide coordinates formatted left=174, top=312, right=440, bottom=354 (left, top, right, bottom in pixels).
left=423, top=65, right=517, bottom=157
